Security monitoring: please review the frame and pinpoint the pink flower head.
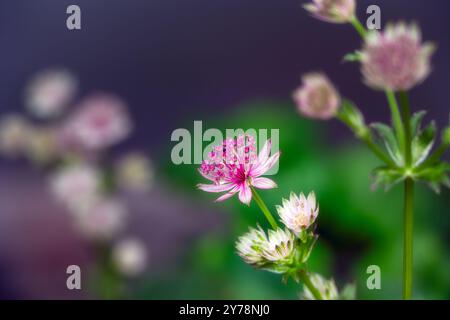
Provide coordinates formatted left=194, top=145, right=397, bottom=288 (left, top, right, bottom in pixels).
left=61, top=94, right=132, bottom=151
left=361, top=23, right=435, bottom=91
left=197, top=135, right=280, bottom=205
left=304, top=0, right=355, bottom=24
left=293, top=73, right=341, bottom=120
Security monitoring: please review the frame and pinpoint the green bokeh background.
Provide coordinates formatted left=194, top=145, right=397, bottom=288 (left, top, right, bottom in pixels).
left=141, top=102, right=450, bottom=299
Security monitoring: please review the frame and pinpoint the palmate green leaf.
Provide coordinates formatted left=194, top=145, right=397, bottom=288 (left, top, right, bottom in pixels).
left=412, top=121, right=436, bottom=167
left=371, top=166, right=405, bottom=191
left=415, top=162, right=450, bottom=194
left=371, top=123, right=403, bottom=166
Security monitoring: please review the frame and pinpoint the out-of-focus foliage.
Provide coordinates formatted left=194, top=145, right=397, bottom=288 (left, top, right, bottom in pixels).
left=141, top=102, right=450, bottom=299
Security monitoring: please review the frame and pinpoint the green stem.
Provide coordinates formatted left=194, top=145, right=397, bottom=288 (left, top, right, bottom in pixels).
left=250, top=186, right=278, bottom=229
left=298, top=270, right=322, bottom=300
left=399, top=91, right=414, bottom=300
left=386, top=91, right=406, bottom=154
left=399, top=92, right=412, bottom=166
left=403, top=178, right=414, bottom=300
left=350, top=16, right=367, bottom=38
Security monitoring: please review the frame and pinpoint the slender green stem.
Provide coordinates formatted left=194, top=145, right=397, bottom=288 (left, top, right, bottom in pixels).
left=386, top=90, right=406, bottom=154
left=250, top=186, right=278, bottom=229
left=399, top=91, right=412, bottom=167
left=298, top=270, right=322, bottom=300
left=399, top=91, right=414, bottom=300
left=403, top=178, right=414, bottom=300
left=350, top=16, right=367, bottom=38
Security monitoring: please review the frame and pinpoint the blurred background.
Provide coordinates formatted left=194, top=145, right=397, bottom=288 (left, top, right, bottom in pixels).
left=0, top=0, right=449, bottom=299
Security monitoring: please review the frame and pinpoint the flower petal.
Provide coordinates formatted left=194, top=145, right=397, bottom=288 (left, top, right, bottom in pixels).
left=215, top=187, right=239, bottom=202
left=197, top=183, right=234, bottom=193
left=257, top=139, right=272, bottom=165
left=251, top=151, right=280, bottom=177
left=252, top=177, right=277, bottom=189
left=238, top=183, right=252, bottom=205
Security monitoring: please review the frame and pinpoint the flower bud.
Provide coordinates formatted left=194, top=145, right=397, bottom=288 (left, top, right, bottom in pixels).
left=304, top=0, right=356, bottom=24
left=293, top=73, right=340, bottom=120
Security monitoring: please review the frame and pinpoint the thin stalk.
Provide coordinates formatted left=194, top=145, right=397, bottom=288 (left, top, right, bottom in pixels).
left=350, top=16, right=367, bottom=38
left=399, top=91, right=414, bottom=300
left=399, top=92, right=412, bottom=166
left=298, top=270, right=323, bottom=300
left=250, top=186, right=278, bottom=229
left=403, top=178, right=414, bottom=299
left=386, top=90, right=406, bottom=154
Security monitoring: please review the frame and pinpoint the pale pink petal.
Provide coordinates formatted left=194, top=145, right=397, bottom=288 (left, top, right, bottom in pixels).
left=238, top=183, right=252, bottom=205
left=257, top=139, right=272, bottom=165
left=251, top=151, right=280, bottom=177
left=197, top=183, right=234, bottom=193
left=215, top=187, right=239, bottom=202
left=252, top=177, right=277, bottom=189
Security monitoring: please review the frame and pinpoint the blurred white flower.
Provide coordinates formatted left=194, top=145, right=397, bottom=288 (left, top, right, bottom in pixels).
left=25, top=69, right=77, bottom=118
left=75, top=197, right=127, bottom=240
left=0, top=115, right=30, bottom=157
left=113, top=238, right=148, bottom=276
left=50, top=164, right=101, bottom=211
left=302, top=273, right=339, bottom=300
left=63, top=94, right=132, bottom=151
left=276, top=192, right=319, bottom=235
left=116, top=152, right=153, bottom=192
left=25, top=126, right=58, bottom=165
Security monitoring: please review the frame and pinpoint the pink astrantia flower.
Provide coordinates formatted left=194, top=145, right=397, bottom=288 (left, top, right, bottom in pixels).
left=361, top=23, right=435, bottom=91
left=197, top=135, right=280, bottom=205
left=61, top=94, right=132, bottom=151
left=304, top=0, right=355, bottom=24
left=293, top=73, right=341, bottom=120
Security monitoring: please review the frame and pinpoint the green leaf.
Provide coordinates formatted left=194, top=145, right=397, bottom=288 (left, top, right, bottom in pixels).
left=410, top=111, right=427, bottom=137
left=342, top=51, right=363, bottom=63
left=337, top=100, right=366, bottom=137
left=371, top=123, right=403, bottom=166
left=412, top=121, right=436, bottom=166
left=415, top=162, right=450, bottom=193
left=371, top=166, right=405, bottom=191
